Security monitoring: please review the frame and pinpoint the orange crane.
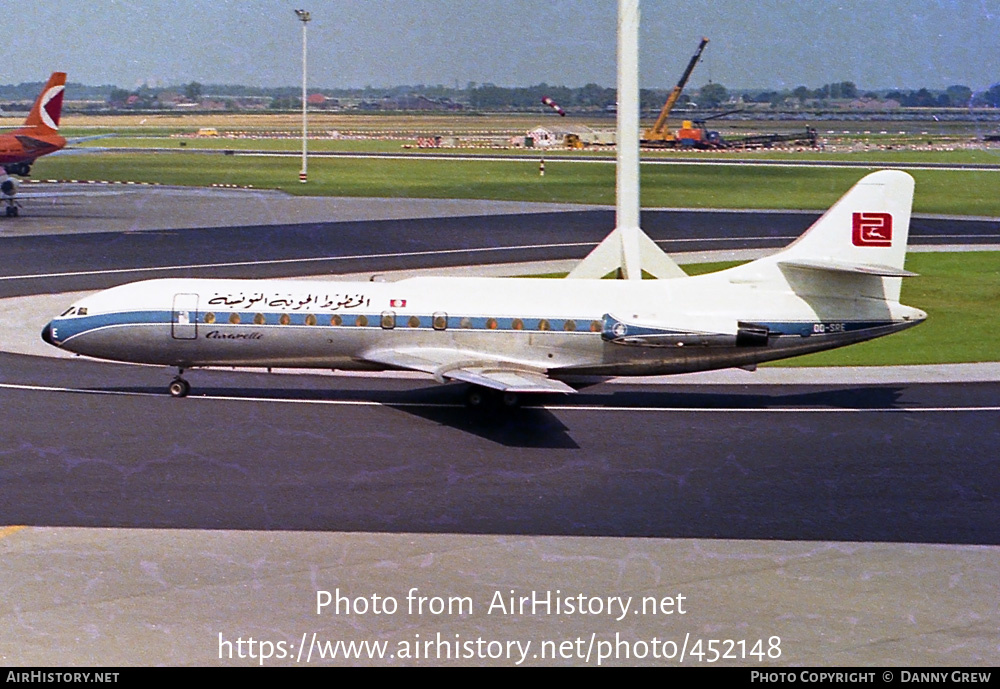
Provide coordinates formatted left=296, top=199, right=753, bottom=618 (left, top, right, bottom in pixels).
left=641, top=37, right=708, bottom=147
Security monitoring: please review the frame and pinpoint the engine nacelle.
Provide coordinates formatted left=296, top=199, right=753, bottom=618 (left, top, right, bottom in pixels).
left=0, top=174, right=19, bottom=198
left=601, top=314, right=772, bottom=348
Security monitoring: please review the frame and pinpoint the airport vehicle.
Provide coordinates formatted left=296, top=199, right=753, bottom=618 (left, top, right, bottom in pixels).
left=641, top=37, right=708, bottom=147
left=639, top=41, right=816, bottom=150
left=40, top=170, right=925, bottom=405
left=672, top=116, right=818, bottom=150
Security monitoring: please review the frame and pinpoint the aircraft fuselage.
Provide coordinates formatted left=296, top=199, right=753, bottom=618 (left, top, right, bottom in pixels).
left=42, top=273, right=925, bottom=379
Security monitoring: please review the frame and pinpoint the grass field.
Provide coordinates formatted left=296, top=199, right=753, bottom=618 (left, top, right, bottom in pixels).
left=683, top=253, right=1000, bottom=367
left=30, top=150, right=1000, bottom=216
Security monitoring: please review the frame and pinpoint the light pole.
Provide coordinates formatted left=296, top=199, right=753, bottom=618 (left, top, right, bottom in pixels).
left=295, top=9, right=311, bottom=183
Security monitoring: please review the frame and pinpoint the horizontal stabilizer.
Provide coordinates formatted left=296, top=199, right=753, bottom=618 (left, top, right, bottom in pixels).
left=779, top=259, right=918, bottom=278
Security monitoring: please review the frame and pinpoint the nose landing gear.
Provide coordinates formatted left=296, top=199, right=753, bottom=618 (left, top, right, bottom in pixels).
left=168, top=369, right=190, bottom=398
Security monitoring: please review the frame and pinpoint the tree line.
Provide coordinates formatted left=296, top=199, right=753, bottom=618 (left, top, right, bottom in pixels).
left=3, top=78, right=998, bottom=112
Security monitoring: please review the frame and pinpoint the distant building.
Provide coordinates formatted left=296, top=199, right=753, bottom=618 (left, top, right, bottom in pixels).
left=155, top=91, right=185, bottom=107
left=380, top=94, right=462, bottom=111
left=526, top=124, right=614, bottom=147
left=307, top=93, right=339, bottom=110
left=849, top=98, right=901, bottom=111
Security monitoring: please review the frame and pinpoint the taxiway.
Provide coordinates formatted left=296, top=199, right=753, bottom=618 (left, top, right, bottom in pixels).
left=1, top=185, right=997, bottom=666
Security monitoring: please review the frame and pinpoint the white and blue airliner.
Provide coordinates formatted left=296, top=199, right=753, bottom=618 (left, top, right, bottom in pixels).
left=41, top=170, right=925, bottom=405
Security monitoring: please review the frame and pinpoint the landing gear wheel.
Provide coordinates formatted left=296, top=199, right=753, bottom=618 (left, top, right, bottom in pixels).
left=168, top=378, right=190, bottom=398
left=465, top=387, right=486, bottom=408
left=501, top=392, right=520, bottom=408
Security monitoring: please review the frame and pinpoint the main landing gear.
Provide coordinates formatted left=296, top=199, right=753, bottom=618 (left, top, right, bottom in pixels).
left=168, top=369, right=191, bottom=398
left=464, top=386, right=520, bottom=409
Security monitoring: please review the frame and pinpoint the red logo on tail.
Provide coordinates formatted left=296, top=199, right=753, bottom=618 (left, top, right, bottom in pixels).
left=852, top=212, right=892, bottom=247
left=42, top=88, right=64, bottom=129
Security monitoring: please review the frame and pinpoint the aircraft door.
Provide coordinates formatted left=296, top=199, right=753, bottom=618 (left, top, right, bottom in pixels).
left=172, top=293, right=199, bottom=340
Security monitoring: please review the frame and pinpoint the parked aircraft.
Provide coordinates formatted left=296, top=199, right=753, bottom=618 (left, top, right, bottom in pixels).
left=0, top=72, right=114, bottom=217
left=1, top=72, right=67, bottom=177
left=40, top=169, right=925, bottom=405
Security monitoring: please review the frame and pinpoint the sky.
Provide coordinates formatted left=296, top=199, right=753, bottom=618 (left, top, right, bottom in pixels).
left=5, top=0, right=999, bottom=92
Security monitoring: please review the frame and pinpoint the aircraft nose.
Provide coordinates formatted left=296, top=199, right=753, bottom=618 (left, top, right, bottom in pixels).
left=41, top=322, right=54, bottom=345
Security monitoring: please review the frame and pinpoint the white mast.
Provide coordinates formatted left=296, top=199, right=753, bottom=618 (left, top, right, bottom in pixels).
left=568, top=0, right=686, bottom=280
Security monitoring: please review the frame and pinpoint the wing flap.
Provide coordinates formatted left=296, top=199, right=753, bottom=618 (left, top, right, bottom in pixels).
left=362, top=348, right=575, bottom=394
left=444, top=367, right=576, bottom=393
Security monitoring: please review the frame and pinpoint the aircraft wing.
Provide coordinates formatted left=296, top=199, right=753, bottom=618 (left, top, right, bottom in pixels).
left=12, top=189, right=132, bottom=199
left=66, top=134, right=116, bottom=145
left=48, top=146, right=111, bottom=157
left=361, top=347, right=576, bottom=394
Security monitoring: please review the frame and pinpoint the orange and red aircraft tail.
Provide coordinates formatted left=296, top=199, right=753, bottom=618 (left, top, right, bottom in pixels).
left=18, top=72, right=67, bottom=135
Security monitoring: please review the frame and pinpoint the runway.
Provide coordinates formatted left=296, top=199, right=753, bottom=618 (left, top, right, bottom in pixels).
left=1, top=186, right=997, bottom=666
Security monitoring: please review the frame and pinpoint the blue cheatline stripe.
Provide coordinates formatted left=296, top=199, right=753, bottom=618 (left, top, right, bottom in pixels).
left=49, top=310, right=900, bottom=343
left=50, top=310, right=165, bottom=342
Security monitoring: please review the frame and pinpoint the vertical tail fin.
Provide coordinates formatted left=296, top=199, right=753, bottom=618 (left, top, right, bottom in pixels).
left=776, top=169, right=914, bottom=273
left=722, top=170, right=916, bottom=302
left=19, top=72, right=67, bottom=135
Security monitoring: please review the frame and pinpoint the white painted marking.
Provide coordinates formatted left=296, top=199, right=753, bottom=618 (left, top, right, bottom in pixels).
left=0, top=237, right=778, bottom=282
left=2, top=381, right=997, bottom=413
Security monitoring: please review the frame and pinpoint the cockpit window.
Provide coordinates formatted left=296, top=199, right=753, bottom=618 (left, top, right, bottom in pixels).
left=59, top=307, right=88, bottom=317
